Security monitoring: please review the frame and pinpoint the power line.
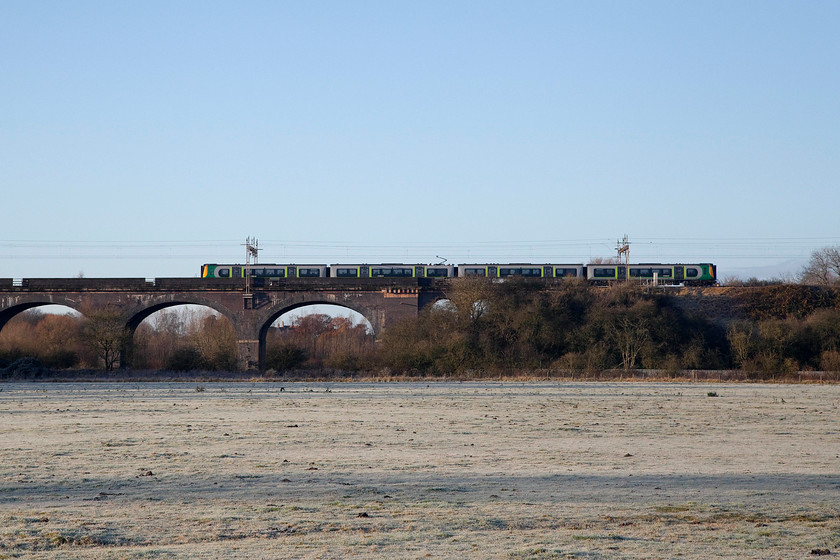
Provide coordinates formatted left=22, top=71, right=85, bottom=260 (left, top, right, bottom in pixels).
left=2, top=236, right=838, bottom=247
left=1, top=237, right=837, bottom=263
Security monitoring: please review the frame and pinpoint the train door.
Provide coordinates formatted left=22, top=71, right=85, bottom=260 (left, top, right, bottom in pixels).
left=674, top=267, right=684, bottom=283
left=287, top=266, right=297, bottom=278
left=360, top=266, right=370, bottom=278
left=487, top=266, right=498, bottom=278
left=415, top=266, right=424, bottom=277
left=232, top=266, right=243, bottom=278
left=617, top=266, right=627, bottom=281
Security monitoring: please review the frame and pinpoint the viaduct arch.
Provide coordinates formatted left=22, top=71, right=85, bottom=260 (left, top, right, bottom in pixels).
left=0, top=278, right=445, bottom=370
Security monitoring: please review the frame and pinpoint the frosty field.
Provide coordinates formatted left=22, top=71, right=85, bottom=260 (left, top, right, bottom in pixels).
left=1, top=381, right=838, bottom=559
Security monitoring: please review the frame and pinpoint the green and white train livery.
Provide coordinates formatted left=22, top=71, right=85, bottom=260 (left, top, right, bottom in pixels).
left=201, top=262, right=717, bottom=285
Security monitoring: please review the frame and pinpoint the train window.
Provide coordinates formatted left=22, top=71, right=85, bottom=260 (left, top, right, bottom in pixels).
left=298, top=268, right=322, bottom=277
left=218, top=268, right=230, bottom=278
left=685, top=268, right=699, bottom=278
left=499, top=267, right=541, bottom=277
left=334, top=268, right=358, bottom=278
left=654, top=268, right=672, bottom=277
left=372, top=267, right=413, bottom=277
left=593, top=268, right=617, bottom=278
left=555, top=268, right=578, bottom=277
left=426, top=268, right=449, bottom=277
left=462, top=268, right=486, bottom=277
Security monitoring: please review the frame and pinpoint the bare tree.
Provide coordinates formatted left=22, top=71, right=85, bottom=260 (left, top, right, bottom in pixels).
left=611, top=316, right=650, bottom=372
left=444, top=277, right=493, bottom=326
left=294, top=314, right=334, bottom=360
left=189, top=313, right=237, bottom=369
left=81, top=308, right=130, bottom=371
left=727, top=321, right=756, bottom=369
left=800, top=246, right=840, bottom=286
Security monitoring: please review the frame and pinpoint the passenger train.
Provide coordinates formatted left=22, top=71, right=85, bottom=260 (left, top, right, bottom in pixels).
left=201, top=262, right=717, bottom=285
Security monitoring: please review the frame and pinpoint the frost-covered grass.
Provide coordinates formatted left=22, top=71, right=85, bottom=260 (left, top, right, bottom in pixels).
left=1, top=381, right=838, bottom=558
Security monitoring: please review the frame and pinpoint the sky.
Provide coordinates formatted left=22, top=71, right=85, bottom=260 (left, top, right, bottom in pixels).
left=2, top=1, right=839, bottom=282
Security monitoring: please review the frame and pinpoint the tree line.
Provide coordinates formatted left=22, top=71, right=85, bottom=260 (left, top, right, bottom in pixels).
left=2, top=280, right=839, bottom=380
left=381, top=279, right=840, bottom=379
left=2, top=246, right=839, bottom=379
left=0, top=306, right=376, bottom=374
left=0, top=307, right=241, bottom=372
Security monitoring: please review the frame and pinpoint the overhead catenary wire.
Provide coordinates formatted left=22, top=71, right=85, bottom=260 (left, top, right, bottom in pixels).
left=0, top=237, right=838, bottom=262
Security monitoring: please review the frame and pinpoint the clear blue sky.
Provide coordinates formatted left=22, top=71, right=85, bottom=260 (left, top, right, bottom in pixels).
left=2, top=1, right=838, bottom=281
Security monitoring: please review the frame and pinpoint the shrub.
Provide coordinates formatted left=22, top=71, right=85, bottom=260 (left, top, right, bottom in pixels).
left=40, top=350, right=80, bottom=369
left=324, top=352, right=364, bottom=372
left=207, top=351, right=239, bottom=372
left=820, top=350, right=840, bottom=373
left=264, top=344, right=308, bottom=371
left=166, top=347, right=207, bottom=371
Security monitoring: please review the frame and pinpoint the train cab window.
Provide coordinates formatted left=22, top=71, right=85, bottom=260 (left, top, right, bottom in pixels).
left=462, top=268, right=486, bottom=277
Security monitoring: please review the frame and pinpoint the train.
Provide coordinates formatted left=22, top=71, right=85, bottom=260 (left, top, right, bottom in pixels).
left=201, top=262, right=717, bottom=285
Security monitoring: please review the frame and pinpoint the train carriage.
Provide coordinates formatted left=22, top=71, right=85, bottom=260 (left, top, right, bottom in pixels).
left=201, top=264, right=328, bottom=279
left=457, top=264, right=584, bottom=279
left=330, top=264, right=456, bottom=278
left=586, top=263, right=716, bottom=285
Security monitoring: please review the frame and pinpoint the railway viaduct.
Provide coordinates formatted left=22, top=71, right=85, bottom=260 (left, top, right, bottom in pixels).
left=0, top=277, right=446, bottom=370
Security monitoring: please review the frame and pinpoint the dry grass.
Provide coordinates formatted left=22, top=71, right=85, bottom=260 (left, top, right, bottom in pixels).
left=1, top=381, right=838, bottom=558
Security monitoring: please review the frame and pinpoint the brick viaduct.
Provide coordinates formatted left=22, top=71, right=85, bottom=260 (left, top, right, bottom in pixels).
left=0, top=277, right=447, bottom=370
